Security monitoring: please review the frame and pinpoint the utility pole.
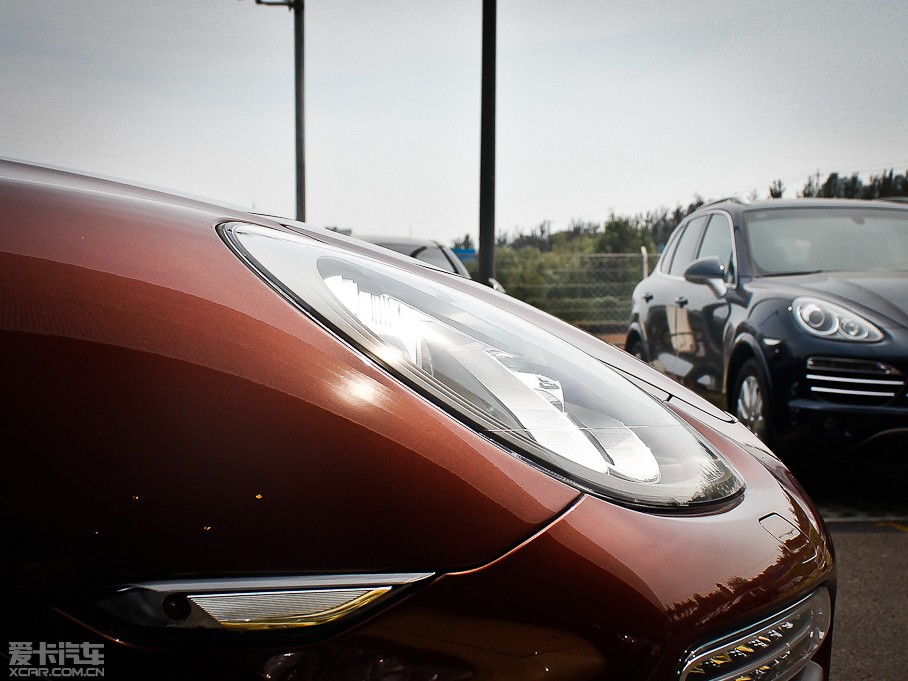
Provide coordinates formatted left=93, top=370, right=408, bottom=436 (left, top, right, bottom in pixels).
left=256, top=0, right=305, bottom=221
left=478, top=0, right=496, bottom=287
left=293, top=0, right=305, bottom=221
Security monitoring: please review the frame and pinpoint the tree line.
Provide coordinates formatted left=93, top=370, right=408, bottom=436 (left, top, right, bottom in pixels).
left=798, top=168, right=907, bottom=201
left=454, top=167, right=908, bottom=254
left=451, top=168, right=907, bottom=334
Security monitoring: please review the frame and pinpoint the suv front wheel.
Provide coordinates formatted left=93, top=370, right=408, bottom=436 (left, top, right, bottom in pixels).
left=732, top=359, right=774, bottom=446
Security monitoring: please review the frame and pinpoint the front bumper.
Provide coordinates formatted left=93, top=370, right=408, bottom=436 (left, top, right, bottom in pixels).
left=764, top=329, right=908, bottom=451
left=12, top=435, right=835, bottom=681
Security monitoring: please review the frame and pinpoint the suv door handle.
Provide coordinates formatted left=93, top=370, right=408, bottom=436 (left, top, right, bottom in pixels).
left=642, top=292, right=654, bottom=302
left=674, top=296, right=688, bottom=307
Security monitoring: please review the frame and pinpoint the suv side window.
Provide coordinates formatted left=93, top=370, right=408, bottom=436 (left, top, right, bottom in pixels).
left=668, top=216, right=708, bottom=276
left=413, top=245, right=454, bottom=271
left=697, top=213, right=735, bottom=282
left=658, top=228, right=682, bottom=273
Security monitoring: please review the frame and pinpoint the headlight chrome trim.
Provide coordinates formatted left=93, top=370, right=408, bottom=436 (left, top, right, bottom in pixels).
left=792, top=296, right=883, bottom=342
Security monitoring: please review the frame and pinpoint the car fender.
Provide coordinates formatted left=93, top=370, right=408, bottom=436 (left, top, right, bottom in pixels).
left=625, top=319, right=649, bottom=360
left=728, top=330, right=768, bottom=379
left=726, top=293, right=797, bottom=390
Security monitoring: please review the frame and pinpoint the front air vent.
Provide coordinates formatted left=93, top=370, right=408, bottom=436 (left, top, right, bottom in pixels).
left=804, top=357, right=905, bottom=405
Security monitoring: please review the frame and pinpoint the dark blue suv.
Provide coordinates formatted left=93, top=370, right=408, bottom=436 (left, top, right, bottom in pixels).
left=626, top=197, right=908, bottom=454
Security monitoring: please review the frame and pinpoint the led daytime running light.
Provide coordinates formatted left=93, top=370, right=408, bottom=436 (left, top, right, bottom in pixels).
left=680, top=588, right=831, bottom=681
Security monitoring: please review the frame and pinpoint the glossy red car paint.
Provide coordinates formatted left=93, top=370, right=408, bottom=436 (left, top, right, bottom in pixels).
left=1, top=160, right=835, bottom=680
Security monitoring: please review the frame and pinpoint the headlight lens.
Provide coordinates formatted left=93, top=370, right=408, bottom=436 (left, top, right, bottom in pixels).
left=792, top=297, right=883, bottom=341
left=224, top=223, right=743, bottom=508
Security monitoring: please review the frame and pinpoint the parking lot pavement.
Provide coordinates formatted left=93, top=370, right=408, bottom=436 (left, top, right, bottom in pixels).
left=826, top=519, right=908, bottom=681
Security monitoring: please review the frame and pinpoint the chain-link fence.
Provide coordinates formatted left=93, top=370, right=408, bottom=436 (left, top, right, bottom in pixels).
left=493, top=249, right=654, bottom=338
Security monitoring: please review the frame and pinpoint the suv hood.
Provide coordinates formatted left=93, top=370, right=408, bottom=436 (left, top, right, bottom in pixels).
left=752, top=270, right=908, bottom=329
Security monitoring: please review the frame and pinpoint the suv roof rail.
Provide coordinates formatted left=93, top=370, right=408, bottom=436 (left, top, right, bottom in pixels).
left=878, top=196, right=908, bottom=204
left=697, top=196, right=748, bottom=211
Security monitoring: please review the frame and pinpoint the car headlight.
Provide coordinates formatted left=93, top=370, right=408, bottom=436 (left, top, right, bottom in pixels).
left=223, top=223, right=743, bottom=509
left=792, top=296, right=883, bottom=341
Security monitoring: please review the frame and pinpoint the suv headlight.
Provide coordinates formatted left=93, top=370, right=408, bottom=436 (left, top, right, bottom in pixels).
left=223, top=223, right=743, bottom=509
left=792, top=297, right=883, bottom=341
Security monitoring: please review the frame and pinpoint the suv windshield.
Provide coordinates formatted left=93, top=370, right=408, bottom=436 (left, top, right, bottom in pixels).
left=743, top=206, right=908, bottom=275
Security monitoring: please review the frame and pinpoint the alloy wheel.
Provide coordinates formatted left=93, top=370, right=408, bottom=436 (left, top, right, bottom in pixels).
left=736, top=375, right=766, bottom=438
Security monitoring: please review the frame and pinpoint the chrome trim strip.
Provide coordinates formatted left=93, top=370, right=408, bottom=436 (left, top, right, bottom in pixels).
left=810, top=386, right=896, bottom=397
left=133, top=573, right=434, bottom=594
left=805, top=357, right=900, bottom=375
left=805, top=373, right=904, bottom=386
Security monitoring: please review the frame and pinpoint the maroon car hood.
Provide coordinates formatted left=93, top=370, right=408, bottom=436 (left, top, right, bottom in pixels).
left=1, top=165, right=579, bottom=584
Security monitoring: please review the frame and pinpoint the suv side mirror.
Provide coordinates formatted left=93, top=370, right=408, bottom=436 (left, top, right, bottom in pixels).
left=684, top=256, right=728, bottom=298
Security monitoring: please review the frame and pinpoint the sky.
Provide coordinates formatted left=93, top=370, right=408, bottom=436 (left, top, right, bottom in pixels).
left=2, top=0, right=906, bottom=245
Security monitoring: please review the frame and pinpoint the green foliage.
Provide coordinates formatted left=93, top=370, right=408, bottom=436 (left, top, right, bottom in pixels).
left=493, top=247, right=649, bottom=334
left=452, top=233, right=475, bottom=250
left=801, top=168, right=907, bottom=199
left=596, top=214, right=656, bottom=253
left=550, top=220, right=600, bottom=253
left=505, top=221, right=555, bottom=252
left=475, top=199, right=700, bottom=333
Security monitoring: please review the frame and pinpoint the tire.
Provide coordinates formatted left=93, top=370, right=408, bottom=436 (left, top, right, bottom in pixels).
left=626, top=337, right=646, bottom=362
left=731, top=358, right=775, bottom=446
